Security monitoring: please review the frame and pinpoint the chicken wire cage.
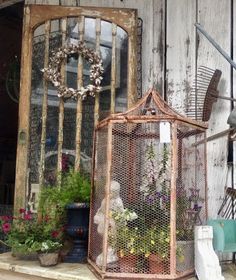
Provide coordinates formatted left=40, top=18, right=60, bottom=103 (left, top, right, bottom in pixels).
left=88, top=89, right=208, bottom=279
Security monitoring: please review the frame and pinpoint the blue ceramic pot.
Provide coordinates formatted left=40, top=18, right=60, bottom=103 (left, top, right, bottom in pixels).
left=64, top=203, right=90, bottom=263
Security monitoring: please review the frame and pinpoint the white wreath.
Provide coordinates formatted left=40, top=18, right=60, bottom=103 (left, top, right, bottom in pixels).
left=42, top=42, right=104, bottom=100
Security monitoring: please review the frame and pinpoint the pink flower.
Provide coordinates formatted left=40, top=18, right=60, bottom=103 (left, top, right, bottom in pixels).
left=43, top=215, right=49, bottom=222
left=23, top=213, right=32, bottom=220
left=19, top=208, right=26, bottom=214
left=51, top=230, right=59, bottom=238
left=2, top=223, right=11, bottom=233
left=0, top=216, right=10, bottom=222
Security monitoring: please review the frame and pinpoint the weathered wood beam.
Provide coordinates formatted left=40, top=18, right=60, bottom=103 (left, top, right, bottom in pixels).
left=0, top=0, right=23, bottom=9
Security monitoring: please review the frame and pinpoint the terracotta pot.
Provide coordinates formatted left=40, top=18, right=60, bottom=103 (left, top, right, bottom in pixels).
left=118, top=254, right=138, bottom=273
left=148, top=253, right=165, bottom=274
left=38, top=252, right=59, bottom=267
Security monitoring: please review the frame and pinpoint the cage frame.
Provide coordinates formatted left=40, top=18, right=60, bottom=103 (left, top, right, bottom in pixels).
left=88, top=88, right=208, bottom=279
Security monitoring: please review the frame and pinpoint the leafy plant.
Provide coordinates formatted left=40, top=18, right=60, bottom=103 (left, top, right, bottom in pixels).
left=114, top=226, right=141, bottom=257
left=31, top=240, right=62, bottom=254
left=176, top=186, right=203, bottom=241
left=139, top=226, right=170, bottom=260
left=0, top=209, right=64, bottom=255
left=38, top=169, right=91, bottom=220
left=109, top=208, right=140, bottom=257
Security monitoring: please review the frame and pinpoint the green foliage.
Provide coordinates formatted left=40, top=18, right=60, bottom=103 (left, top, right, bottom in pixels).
left=38, top=169, right=91, bottom=219
left=114, top=226, right=141, bottom=257
left=109, top=209, right=140, bottom=257
left=31, top=240, right=62, bottom=254
left=3, top=209, right=63, bottom=255
left=139, top=226, right=170, bottom=259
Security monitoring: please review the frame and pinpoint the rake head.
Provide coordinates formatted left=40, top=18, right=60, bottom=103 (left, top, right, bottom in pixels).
left=186, top=66, right=222, bottom=122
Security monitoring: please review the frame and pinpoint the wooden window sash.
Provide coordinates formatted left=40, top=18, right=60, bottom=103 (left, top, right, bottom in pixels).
left=75, top=16, right=85, bottom=171
left=14, top=5, right=137, bottom=209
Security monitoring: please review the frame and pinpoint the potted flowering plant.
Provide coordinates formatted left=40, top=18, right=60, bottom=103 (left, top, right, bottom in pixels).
left=0, top=208, right=64, bottom=265
left=31, top=239, right=62, bottom=267
left=30, top=215, right=64, bottom=266
left=139, top=226, right=170, bottom=274
left=0, top=215, right=12, bottom=253
left=109, top=208, right=140, bottom=272
left=2, top=209, right=39, bottom=259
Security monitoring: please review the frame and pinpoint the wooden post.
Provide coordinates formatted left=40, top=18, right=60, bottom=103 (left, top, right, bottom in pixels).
left=102, top=122, right=112, bottom=272
left=39, top=20, right=50, bottom=189
left=75, top=16, right=85, bottom=171
left=110, top=23, right=117, bottom=114
left=14, top=6, right=32, bottom=210
left=170, top=122, right=177, bottom=276
left=94, top=17, right=101, bottom=126
left=57, top=18, right=67, bottom=183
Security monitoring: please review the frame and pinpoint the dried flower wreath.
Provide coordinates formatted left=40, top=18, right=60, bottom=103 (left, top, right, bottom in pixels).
left=42, top=42, right=104, bottom=100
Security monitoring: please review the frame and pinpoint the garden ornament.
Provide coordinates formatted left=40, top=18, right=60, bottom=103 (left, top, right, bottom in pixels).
left=195, top=226, right=224, bottom=280
left=94, top=180, right=125, bottom=267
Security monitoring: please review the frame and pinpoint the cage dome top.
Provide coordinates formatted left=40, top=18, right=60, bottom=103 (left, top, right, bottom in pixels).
left=98, top=89, right=208, bottom=130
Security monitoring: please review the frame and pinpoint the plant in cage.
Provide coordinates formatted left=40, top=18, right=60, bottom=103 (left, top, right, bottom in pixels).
left=139, top=226, right=170, bottom=274
left=140, top=143, right=171, bottom=197
left=133, top=143, right=171, bottom=231
left=176, top=185, right=204, bottom=272
left=139, top=226, right=184, bottom=274
left=176, top=185, right=204, bottom=241
left=109, top=208, right=140, bottom=272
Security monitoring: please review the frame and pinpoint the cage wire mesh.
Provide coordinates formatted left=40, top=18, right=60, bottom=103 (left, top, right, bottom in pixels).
left=88, top=89, right=207, bottom=279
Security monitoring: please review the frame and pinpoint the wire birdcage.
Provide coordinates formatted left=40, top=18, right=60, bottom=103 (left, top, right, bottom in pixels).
left=88, top=89, right=208, bottom=279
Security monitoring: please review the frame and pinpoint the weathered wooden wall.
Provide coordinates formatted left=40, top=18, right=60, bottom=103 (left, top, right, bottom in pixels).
left=20, top=0, right=234, bottom=218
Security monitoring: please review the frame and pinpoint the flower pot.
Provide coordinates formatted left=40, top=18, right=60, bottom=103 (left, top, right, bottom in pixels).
left=148, top=253, right=165, bottom=274
left=118, top=255, right=138, bottom=273
left=64, top=203, right=90, bottom=263
left=38, top=252, right=59, bottom=267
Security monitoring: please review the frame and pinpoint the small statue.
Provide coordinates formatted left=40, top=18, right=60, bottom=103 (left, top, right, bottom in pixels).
left=94, top=180, right=124, bottom=267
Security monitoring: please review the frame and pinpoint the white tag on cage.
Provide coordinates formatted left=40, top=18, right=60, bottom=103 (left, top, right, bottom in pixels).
left=160, top=122, right=171, bottom=143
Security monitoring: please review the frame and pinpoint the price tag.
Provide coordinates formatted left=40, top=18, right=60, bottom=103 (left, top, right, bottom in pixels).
left=160, top=122, right=171, bottom=143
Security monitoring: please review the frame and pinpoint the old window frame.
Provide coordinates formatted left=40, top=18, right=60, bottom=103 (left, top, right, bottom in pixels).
left=14, top=4, right=137, bottom=209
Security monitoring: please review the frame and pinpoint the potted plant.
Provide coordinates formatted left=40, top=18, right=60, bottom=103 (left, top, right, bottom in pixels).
left=0, top=208, right=64, bottom=265
left=2, top=209, right=39, bottom=259
left=139, top=226, right=170, bottom=274
left=109, top=208, right=140, bottom=273
left=176, top=186, right=204, bottom=272
left=31, top=239, right=62, bottom=266
left=30, top=215, right=64, bottom=267
left=38, top=169, right=91, bottom=262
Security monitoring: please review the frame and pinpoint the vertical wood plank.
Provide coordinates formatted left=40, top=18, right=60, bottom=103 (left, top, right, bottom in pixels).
left=38, top=20, right=50, bottom=188
left=166, top=0, right=196, bottom=115
left=110, top=23, right=117, bottom=113
left=60, top=0, right=78, bottom=6
left=75, top=16, right=84, bottom=171
left=14, top=6, right=32, bottom=210
left=79, top=0, right=164, bottom=95
left=198, top=0, right=231, bottom=218
left=94, top=18, right=101, bottom=125
left=153, top=0, right=165, bottom=95
left=57, top=18, right=67, bottom=178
